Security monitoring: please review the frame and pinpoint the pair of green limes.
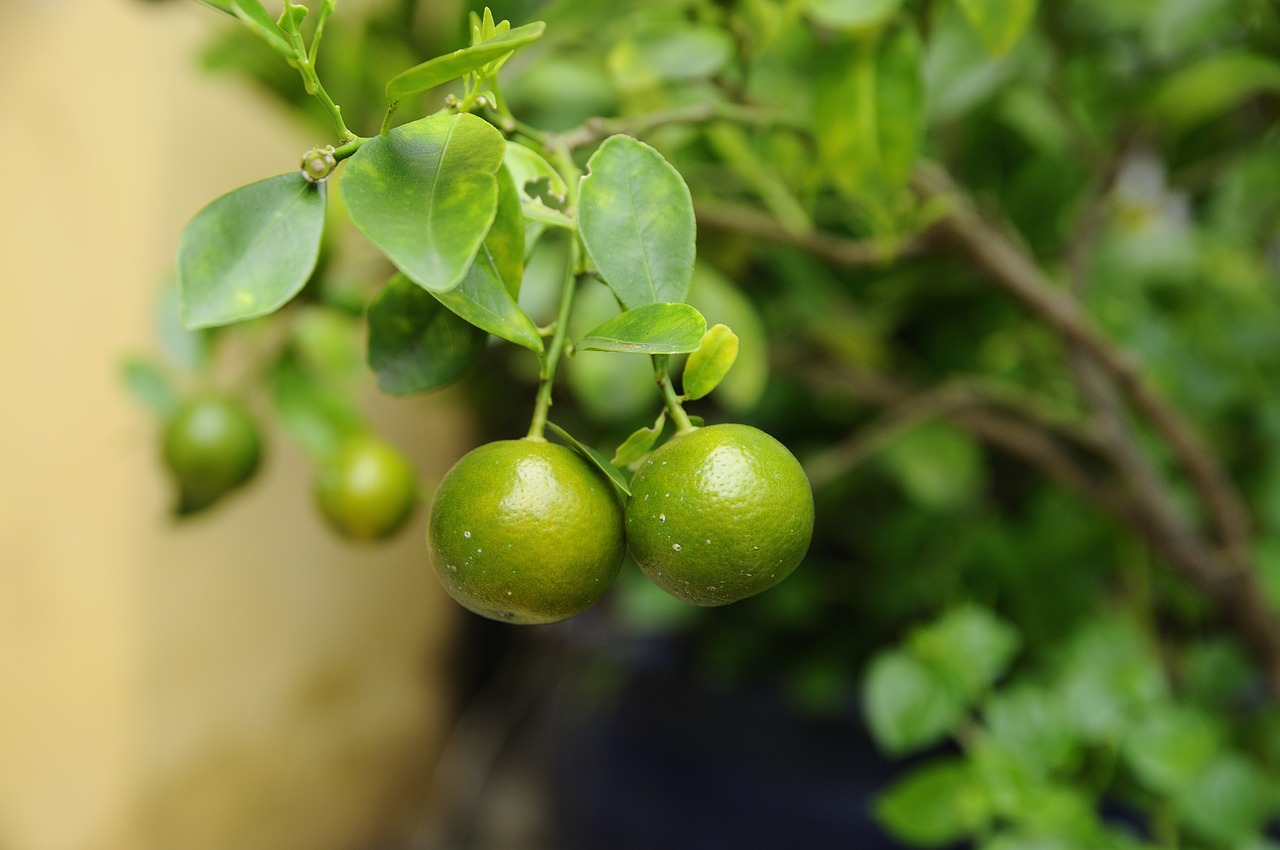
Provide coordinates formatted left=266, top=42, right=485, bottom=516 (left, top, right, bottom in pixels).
left=428, top=424, right=815, bottom=624
left=164, top=396, right=417, bottom=541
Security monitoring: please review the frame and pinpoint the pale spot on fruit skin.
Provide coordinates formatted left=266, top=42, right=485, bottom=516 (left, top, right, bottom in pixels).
left=705, top=539, right=711, bottom=544
left=672, top=543, right=682, bottom=551
left=707, top=586, right=717, bottom=592
left=659, top=513, right=666, bottom=523
left=464, top=531, right=471, bottom=538
left=447, top=565, right=458, bottom=572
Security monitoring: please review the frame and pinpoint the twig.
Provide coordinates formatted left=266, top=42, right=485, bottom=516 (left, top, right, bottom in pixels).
left=552, top=101, right=803, bottom=151
left=796, top=364, right=1139, bottom=536
left=695, top=202, right=926, bottom=267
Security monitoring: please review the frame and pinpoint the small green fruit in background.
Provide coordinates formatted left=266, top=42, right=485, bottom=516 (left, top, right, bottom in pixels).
left=315, top=434, right=418, bottom=541
left=163, top=395, right=262, bottom=515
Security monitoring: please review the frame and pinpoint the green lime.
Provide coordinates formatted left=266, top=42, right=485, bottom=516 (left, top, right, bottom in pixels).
left=428, top=439, right=626, bottom=624
left=625, top=423, right=813, bottom=606
left=315, top=434, right=418, bottom=542
left=162, top=395, right=262, bottom=514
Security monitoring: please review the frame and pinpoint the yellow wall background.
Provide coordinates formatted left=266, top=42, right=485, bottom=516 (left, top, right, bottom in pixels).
left=0, top=2, right=468, bottom=848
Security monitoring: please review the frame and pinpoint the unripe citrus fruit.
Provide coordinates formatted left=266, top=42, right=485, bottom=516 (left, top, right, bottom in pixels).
left=428, top=439, right=626, bottom=624
left=625, top=424, right=813, bottom=606
left=316, top=434, right=418, bottom=541
left=162, top=395, right=262, bottom=514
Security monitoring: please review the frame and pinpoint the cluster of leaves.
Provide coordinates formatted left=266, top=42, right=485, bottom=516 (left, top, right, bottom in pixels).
left=867, top=605, right=1280, bottom=848
left=133, top=0, right=1280, bottom=843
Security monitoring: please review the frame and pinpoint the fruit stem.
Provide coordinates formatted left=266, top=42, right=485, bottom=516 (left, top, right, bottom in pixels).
left=654, top=355, right=696, bottom=434
left=526, top=242, right=581, bottom=441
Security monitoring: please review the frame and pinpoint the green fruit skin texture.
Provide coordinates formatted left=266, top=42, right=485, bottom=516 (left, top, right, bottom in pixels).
left=625, top=424, right=814, bottom=606
left=428, top=439, right=626, bottom=624
left=316, top=435, right=418, bottom=542
left=162, top=395, right=262, bottom=513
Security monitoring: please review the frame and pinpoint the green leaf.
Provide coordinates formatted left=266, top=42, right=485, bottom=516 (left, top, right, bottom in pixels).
left=1148, top=51, right=1280, bottom=133
left=385, top=21, right=546, bottom=101
left=193, top=0, right=235, bottom=15
left=1122, top=706, right=1221, bottom=795
left=546, top=422, right=632, bottom=499
left=1177, top=753, right=1275, bottom=846
left=805, top=0, right=903, bottom=30
left=909, top=604, right=1020, bottom=700
left=864, top=650, right=967, bottom=755
left=177, top=173, right=326, bottom=329
left=682, top=324, right=739, bottom=400
left=277, top=2, right=307, bottom=38
left=367, top=274, right=487, bottom=395
left=431, top=166, right=544, bottom=353
left=982, top=686, right=1080, bottom=775
left=814, top=26, right=923, bottom=211
left=1057, top=618, right=1168, bottom=742
left=625, top=26, right=735, bottom=82
left=341, top=112, right=506, bottom=293
left=120, top=357, right=180, bottom=417
left=229, top=0, right=292, bottom=55
left=612, top=412, right=665, bottom=468
left=578, top=135, right=697, bottom=309
left=577, top=303, right=706, bottom=354
left=271, top=357, right=362, bottom=460
left=875, top=759, right=992, bottom=847
left=955, top=0, right=1038, bottom=57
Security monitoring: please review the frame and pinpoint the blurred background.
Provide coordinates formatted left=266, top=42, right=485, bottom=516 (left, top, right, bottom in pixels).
left=0, top=2, right=471, bottom=848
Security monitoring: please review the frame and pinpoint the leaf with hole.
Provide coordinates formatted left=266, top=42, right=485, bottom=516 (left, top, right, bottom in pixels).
left=341, top=113, right=506, bottom=293
left=504, top=142, right=574, bottom=237
left=177, top=172, right=326, bottom=329
left=578, top=135, right=696, bottom=309
left=367, top=274, right=487, bottom=395
left=577, top=303, right=706, bottom=354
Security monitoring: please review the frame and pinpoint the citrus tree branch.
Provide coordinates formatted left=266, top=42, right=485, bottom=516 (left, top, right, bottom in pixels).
left=910, top=161, right=1280, bottom=691
left=911, top=161, right=1253, bottom=560
left=797, top=366, right=1130, bottom=518
left=695, top=202, right=926, bottom=267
